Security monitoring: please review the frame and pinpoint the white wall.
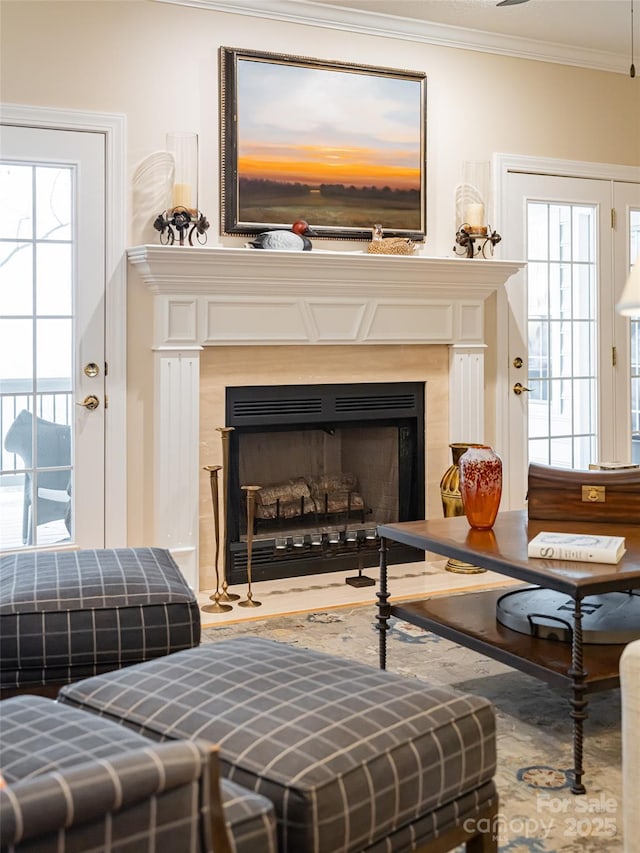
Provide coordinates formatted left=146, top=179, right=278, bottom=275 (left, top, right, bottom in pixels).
left=2, top=0, right=638, bottom=544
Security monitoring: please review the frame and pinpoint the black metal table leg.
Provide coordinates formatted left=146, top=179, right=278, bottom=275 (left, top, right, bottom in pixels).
left=569, top=596, right=588, bottom=795
left=376, top=535, right=390, bottom=670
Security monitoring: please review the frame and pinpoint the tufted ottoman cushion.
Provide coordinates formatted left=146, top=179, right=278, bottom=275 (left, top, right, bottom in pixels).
left=0, top=547, right=201, bottom=691
left=58, top=637, right=497, bottom=853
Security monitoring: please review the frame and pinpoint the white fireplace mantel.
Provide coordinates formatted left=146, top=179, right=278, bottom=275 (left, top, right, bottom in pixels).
left=128, top=244, right=524, bottom=348
left=127, top=244, right=524, bottom=589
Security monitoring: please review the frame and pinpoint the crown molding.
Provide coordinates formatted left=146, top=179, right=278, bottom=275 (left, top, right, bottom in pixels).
left=154, top=0, right=627, bottom=74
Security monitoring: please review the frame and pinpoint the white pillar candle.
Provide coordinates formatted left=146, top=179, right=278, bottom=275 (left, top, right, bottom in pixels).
left=464, top=202, right=485, bottom=229
left=172, top=182, right=193, bottom=209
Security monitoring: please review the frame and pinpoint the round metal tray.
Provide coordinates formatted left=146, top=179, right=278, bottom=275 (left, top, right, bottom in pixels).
left=496, top=586, right=640, bottom=644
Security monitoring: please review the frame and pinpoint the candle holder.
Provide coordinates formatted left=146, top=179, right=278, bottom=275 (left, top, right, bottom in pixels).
left=238, top=485, right=262, bottom=608
left=201, top=465, right=233, bottom=614
left=344, top=528, right=378, bottom=588
left=453, top=160, right=501, bottom=259
left=153, top=132, right=210, bottom=246
left=217, top=427, right=240, bottom=602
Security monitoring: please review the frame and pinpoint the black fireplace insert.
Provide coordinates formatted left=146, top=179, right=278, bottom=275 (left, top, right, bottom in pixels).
left=223, top=381, right=425, bottom=584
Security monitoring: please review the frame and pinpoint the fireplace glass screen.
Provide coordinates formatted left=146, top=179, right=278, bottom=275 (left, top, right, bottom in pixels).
left=223, top=382, right=425, bottom=584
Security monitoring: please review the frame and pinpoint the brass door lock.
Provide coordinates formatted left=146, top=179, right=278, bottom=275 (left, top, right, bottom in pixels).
left=76, top=394, right=100, bottom=410
left=513, top=383, right=532, bottom=395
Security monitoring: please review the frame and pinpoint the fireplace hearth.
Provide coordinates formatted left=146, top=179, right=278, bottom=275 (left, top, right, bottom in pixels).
left=223, top=381, right=425, bottom=584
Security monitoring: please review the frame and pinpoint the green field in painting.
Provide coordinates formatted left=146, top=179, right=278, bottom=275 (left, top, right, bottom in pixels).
left=239, top=185, right=422, bottom=231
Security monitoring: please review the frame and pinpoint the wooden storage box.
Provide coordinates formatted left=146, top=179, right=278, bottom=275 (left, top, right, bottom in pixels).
left=527, top=462, right=640, bottom=524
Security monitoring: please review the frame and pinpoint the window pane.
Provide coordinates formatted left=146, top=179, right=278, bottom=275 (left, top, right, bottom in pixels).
left=573, top=263, right=595, bottom=319
left=529, top=398, right=549, bottom=438
left=0, top=473, right=26, bottom=551
left=550, top=437, right=573, bottom=467
left=36, top=167, right=71, bottom=241
left=574, top=435, right=596, bottom=469
left=549, top=204, right=571, bottom=262
left=528, top=262, right=548, bottom=316
left=573, top=321, right=596, bottom=377
left=547, top=378, right=568, bottom=429
left=36, top=318, right=72, bottom=385
left=0, top=163, right=33, bottom=239
left=37, top=243, right=72, bottom=316
left=0, top=319, right=33, bottom=381
left=548, top=262, right=563, bottom=317
left=528, top=203, right=548, bottom=260
left=573, top=378, right=596, bottom=434
left=0, top=243, right=33, bottom=316
left=573, top=206, right=595, bottom=263
left=529, top=437, right=549, bottom=465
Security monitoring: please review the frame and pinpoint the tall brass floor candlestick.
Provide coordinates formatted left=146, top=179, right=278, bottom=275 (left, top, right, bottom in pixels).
left=238, top=485, right=262, bottom=608
left=201, top=465, right=233, bottom=614
left=217, top=426, right=240, bottom=601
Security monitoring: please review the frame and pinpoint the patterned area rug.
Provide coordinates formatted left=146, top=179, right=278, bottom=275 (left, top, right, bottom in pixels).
left=202, top=602, right=623, bottom=853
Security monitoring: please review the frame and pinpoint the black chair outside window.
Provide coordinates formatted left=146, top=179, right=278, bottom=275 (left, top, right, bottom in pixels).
left=4, top=409, right=72, bottom=545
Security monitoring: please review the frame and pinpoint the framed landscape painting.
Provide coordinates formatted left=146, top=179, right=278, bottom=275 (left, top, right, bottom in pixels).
left=220, top=47, right=427, bottom=242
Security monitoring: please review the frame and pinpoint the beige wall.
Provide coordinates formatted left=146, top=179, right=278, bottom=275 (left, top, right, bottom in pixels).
left=2, top=0, right=638, bottom=253
left=2, top=0, right=639, bottom=546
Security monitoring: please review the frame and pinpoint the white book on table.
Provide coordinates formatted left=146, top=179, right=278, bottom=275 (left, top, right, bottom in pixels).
left=527, top=531, right=626, bottom=564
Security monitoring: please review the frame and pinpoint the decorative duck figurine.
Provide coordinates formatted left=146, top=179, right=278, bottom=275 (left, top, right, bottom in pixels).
left=248, top=220, right=316, bottom=251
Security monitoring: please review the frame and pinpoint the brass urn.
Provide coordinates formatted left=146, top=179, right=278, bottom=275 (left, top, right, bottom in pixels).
left=439, top=443, right=486, bottom=574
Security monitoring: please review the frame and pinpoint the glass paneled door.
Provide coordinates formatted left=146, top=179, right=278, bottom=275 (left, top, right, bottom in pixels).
left=0, top=125, right=105, bottom=549
left=504, top=172, right=640, bottom=506
left=525, top=197, right=601, bottom=468
left=614, top=185, right=640, bottom=463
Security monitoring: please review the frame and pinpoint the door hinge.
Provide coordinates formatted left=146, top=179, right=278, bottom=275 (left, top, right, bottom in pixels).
left=612, top=346, right=617, bottom=366
left=104, top=395, right=109, bottom=409
left=611, top=208, right=616, bottom=229
left=105, top=361, right=109, bottom=376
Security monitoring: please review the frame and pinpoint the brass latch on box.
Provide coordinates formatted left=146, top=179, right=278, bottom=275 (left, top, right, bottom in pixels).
left=582, top=485, right=606, bottom=503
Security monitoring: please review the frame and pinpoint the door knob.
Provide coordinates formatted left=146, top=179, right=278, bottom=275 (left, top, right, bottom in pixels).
left=76, top=394, right=100, bottom=410
left=513, top=383, right=532, bottom=396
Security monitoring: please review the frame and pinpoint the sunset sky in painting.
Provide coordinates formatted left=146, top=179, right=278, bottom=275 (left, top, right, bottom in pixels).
left=236, top=58, right=423, bottom=190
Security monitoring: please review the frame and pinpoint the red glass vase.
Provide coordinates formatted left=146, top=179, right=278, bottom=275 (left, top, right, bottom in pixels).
left=458, top=444, right=502, bottom=530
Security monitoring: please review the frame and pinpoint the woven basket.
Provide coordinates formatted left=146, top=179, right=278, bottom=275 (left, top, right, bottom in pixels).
left=367, top=237, right=415, bottom=255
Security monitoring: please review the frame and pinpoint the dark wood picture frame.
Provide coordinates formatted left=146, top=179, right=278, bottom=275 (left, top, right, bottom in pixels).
left=220, top=46, right=427, bottom=242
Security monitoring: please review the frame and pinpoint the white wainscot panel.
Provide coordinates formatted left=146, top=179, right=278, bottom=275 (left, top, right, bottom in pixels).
left=164, top=299, right=198, bottom=343
left=205, top=299, right=308, bottom=343
left=457, top=302, right=484, bottom=343
left=305, top=301, right=368, bottom=342
left=155, top=351, right=200, bottom=588
left=366, top=302, right=454, bottom=343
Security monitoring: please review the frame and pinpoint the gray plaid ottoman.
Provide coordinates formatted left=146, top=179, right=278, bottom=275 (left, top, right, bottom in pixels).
left=59, top=637, right=498, bottom=853
left=0, top=547, right=201, bottom=692
left=0, top=694, right=276, bottom=853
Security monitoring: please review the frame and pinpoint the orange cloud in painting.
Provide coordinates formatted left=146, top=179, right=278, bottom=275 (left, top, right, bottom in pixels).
left=238, top=142, right=420, bottom=190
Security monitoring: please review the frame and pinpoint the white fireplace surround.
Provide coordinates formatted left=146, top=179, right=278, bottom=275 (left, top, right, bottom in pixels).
left=128, top=244, right=524, bottom=589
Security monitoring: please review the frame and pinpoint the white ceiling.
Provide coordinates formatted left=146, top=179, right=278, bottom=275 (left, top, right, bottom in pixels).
left=164, top=0, right=639, bottom=74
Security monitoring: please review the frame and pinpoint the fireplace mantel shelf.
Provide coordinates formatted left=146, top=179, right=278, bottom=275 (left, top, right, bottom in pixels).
left=128, top=244, right=525, bottom=348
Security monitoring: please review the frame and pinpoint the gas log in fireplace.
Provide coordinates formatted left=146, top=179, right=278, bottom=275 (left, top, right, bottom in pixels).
left=224, top=382, right=425, bottom=584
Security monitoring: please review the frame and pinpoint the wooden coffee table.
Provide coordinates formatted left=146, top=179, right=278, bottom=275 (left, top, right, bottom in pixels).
left=376, top=510, right=640, bottom=794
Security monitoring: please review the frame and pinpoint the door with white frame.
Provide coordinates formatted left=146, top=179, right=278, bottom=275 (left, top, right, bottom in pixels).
left=613, top=183, right=640, bottom=465
left=501, top=167, right=640, bottom=507
left=0, top=125, right=106, bottom=549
